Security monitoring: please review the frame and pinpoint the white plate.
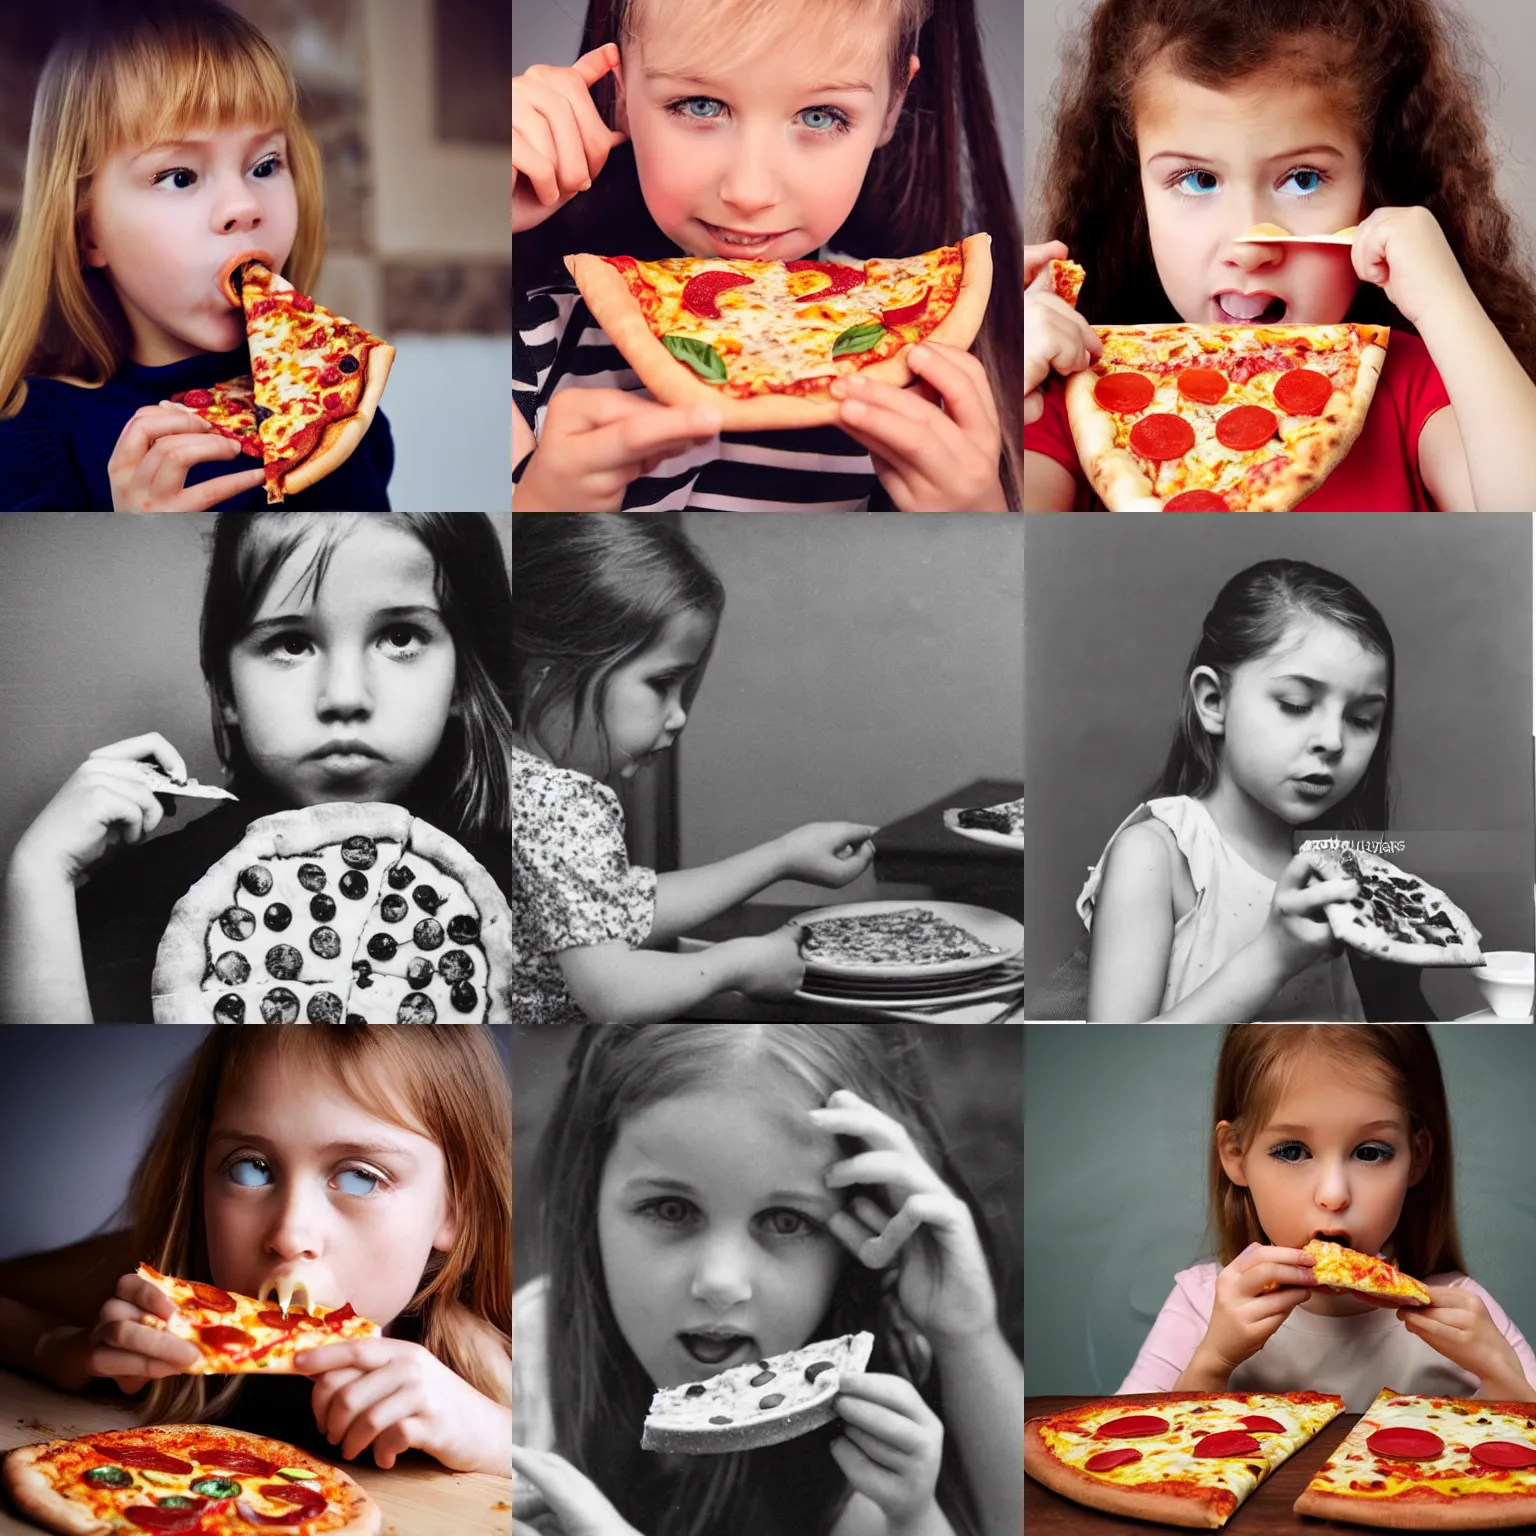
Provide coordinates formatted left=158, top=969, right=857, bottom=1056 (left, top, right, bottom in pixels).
left=791, top=899, right=1024, bottom=980
left=1454, top=1009, right=1535, bottom=1022
left=795, top=973, right=1026, bottom=1012
left=803, top=964, right=1021, bottom=997
left=943, top=808, right=1023, bottom=852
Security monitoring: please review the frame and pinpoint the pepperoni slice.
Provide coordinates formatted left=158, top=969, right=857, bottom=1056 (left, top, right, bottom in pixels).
left=1272, top=368, right=1333, bottom=417
left=256, top=1483, right=327, bottom=1520
left=123, top=1508, right=201, bottom=1534
left=196, top=1449, right=276, bottom=1476
left=324, top=1302, right=358, bottom=1326
left=96, top=1445, right=193, bottom=1474
left=189, top=1282, right=237, bottom=1312
left=257, top=1309, right=303, bottom=1331
left=1215, top=404, right=1279, bottom=451
left=1177, top=368, right=1229, bottom=405
left=680, top=269, right=755, bottom=320
left=1085, top=1447, right=1144, bottom=1471
left=1367, top=1427, right=1444, bottom=1460
left=1194, top=1431, right=1262, bottom=1458
left=198, top=1325, right=254, bottom=1351
left=1469, top=1440, right=1536, bottom=1469
left=1164, top=490, right=1230, bottom=511
left=1129, top=414, right=1195, bottom=462
left=1092, top=1414, right=1169, bottom=1439
left=882, top=286, right=932, bottom=327
left=1093, top=373, right=1155, bottom=415
left=1239, top=1415, right=1287, bottom=1434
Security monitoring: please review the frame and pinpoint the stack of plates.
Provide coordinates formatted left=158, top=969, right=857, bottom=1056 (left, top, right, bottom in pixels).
left=795, top=961, right=1025, bottom=1014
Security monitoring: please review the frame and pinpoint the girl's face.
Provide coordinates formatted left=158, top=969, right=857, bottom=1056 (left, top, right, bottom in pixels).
left=597, top=1081, right=846, bottom=1389
left=1193, top=616, right=1388, bottom=825
left=225, top=520, right=458, bottom=808
left=203, top=1052, right=456, bottom=1327
left=1135, top=63, right=1367, bottom=325
left=82, top=122, right=299, bottom=366
left=613, top=17, right=916, bottom=261
left=1218, top=1052, right=1430, bottom=1315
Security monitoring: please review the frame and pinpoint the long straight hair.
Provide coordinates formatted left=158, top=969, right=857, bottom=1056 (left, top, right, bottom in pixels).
left=532, top=1023, right=995, bottom=1536
left=199, top=513, right=517, bottom=841
left=0, top=0, right=324, bottom=416
left=1205, top=1024, right=1466, bottom=1278
left=1150, top=558, right=1396, bottom=832
left=132, top=1026, right=511, bottom=1427
left=514, top=0, right=1025, bottom=509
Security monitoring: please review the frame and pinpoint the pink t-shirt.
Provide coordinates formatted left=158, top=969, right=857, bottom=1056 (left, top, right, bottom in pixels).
left=1119, top=1262, right=1536, bottom=1413
left=1024, top=331, right=1452, bottom=510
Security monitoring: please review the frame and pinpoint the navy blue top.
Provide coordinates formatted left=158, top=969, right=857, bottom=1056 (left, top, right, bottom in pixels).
left=0, top=347, right=393, bottom=510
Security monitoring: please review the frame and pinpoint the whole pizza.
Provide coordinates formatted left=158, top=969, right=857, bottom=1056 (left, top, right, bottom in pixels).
left=1025, top=1390, right=1345, bottom=1528
left=1307, top=846, right=1484, bottom=967
left=565, top=235, right=993, bottom=431
left=151, top=803, right=514, bottom=1024
left=3, top=1424, right=379, bottom=1535
left=1294, top=1388, right=1536, bottom=1529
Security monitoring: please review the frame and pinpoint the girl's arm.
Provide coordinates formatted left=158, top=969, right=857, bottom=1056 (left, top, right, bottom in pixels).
left=0, top=852, right=94, bottom=1023
left=929, top=1328, right=1023, bottom=1536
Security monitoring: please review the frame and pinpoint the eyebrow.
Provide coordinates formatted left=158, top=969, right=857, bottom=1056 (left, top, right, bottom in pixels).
left=132, top=130, right=284, bottom=163
left=210, top=1132, right=420, bottom=1162
left=1148, top=144, right=1347, bottom=165
left=622, top=1174, right=833, bottom=1207
left=243, top=603, right=442, bottom=637
left=644, top=68, right=874, bottom=95
left=1266, top=1120, right=1402, bottom=1134
left=1273, top=674, right=1387, bottom=706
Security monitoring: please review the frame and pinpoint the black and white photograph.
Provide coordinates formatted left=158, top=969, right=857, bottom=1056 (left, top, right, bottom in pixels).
left=1024, top=513, right=1534, bottom=1024
left=509, top=512, right=1024, bottom=1026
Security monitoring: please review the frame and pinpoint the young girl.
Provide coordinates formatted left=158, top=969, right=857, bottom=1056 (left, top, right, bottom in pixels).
left=0, top=1024, right=511, bottom=1472
left=511, top=515, right=879, bottom=1026
left=1023, top=0, right=1536, bottom=511
left=1073, top=557, right=1436, bottom=1024
left=511, top=1022, right=1022, bottom=1536
left=0, top=511, right=513, bottom=1022
left=1119, top=1024, right=1536, bottom=1409
left=512, top=0, right=1023, bottom=512
left=0, top=1, right=393, bottom=511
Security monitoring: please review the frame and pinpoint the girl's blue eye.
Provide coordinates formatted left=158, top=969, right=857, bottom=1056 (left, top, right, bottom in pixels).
left=228, top=1157, right=272, bottom=1187
left=1169, top=165, right=1329, bottom=201
left=1268, top=1140, right=1396, bottom=1164
left=664, top=97, right=853, bottom=136
left=334, top=1166, right=382, bottom=1196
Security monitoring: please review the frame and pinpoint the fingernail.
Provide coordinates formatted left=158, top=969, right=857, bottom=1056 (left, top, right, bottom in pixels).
left=580, top=178, right=591, bottom=191
left=829, top=379, right=847, bottom=399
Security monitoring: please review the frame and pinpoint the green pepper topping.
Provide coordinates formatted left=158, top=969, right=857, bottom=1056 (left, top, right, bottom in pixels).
left=157, top=1496, right=197, bottom=1508
left=190, top=1476, right=241, bottom=1498
left=83, top=1466, right=133, bottom=1488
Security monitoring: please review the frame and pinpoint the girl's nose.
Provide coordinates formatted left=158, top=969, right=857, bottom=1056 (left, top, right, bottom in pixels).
left=665, top=700, right=687, bottom=732
left=717, top=135, right=781, bottom=215
left=264, top=1189, right=325, bottom=1262
left=688, top=1235, right=754, bottom=1309
left=213, top=172, right=264, bottom=235
left=316, top=652, right=374, bottom=718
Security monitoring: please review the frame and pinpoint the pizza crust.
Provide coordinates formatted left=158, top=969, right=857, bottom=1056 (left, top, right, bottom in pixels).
left=1291, top=1483, right=1536, bottom=1529
left=2, top=1445, right=109, bottom=1536
left=273, top=341, right=395, bottom=502
left=565, top=233, right=993, bottom=432
left=1311, top=848, right=1483, bottom=967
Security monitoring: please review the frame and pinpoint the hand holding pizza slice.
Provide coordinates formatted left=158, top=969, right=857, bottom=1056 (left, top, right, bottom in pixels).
left=1305, top=845, right=1483, bottom=967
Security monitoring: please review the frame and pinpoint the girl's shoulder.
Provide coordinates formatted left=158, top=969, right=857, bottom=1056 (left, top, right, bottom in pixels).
left=508, top=748, right=614, bottom=811
left=0, top=377, right=90, bottom=510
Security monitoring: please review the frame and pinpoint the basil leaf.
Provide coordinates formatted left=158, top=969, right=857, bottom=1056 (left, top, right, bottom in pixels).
left=832, top=322, right=888, bottom=358
left=662, top=335, right=728, bottom=384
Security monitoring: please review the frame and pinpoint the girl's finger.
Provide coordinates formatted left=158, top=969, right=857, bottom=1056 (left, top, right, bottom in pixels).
left=836, top=1394, right=930, bottom=1455
left=180, top=463, right=268, bottom=513
left=853, top=1190, right=968, bottom=1269
left=840, top=1420, right=908, bottom=1472
left=825, top=1148, right=942, bottom=1196
left=89, top=732, right=188, bottom=780
left=534, top=89, right=593, bottom=203
left=322, top=1366, right=401, bottom=1444
left=308, top=1364, right=366, bottom=1427
left=827, top=1206, right=885, bottom=1261
left=908, top=343, right=1000, bottom=434
left=512, top=123, right=560, bottom=207
left=340, top=1385, right=416, bottom=1463
left=810, top=1091, right=918, bottom=1152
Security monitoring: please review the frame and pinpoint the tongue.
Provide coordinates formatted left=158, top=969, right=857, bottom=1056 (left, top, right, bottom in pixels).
left=683, top=1335, right=746, bottom=1365
left=1219, top=293, right=1277, bottom=320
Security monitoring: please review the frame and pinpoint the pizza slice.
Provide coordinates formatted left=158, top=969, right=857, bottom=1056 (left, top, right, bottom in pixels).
left=136, top=1265, right=380, bottom=1374
left=800, top=907, right=1004, bottom=968
left=1301, top=1239, right=1432, bottom=1305
left=642, top=1332, right=874, bottom=1454
left=1025, top=1391, right=1345, bottom=1529
left=133, top=761, right=239, bottom=802
left=565, top=235, right=992, bottom=431
left=167, top=374, right=264, bottom=462
left=1294, top=1387, right=1536, bottom=1529
left=944, top=796, right=1024, bottom=838
left=1045, top=256, right=1085, bottom=309
left=1306, top=845, right=1483, bottom=967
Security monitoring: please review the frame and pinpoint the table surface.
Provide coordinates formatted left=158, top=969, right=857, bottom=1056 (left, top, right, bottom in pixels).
left=1025, top=1395, right=1394, bottom=1535
left=0, top=1368, right=514, bottom=1536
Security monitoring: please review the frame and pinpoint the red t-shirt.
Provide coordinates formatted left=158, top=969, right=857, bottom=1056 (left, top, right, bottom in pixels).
left=1023, top=330, right=1452, bottom=510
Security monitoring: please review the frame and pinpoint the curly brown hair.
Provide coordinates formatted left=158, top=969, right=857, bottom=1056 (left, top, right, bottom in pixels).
left=1027, top=0, right=1536, bottom=384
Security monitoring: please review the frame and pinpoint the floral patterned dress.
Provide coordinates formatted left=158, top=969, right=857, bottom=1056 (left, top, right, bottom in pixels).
left=509, top=746, right=658, bottom=1025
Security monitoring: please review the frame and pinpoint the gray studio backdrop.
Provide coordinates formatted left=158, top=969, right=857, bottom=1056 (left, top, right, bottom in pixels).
left=1024, top=514, right=1534, bottom=1022
left=0, top=1027, right=514, bottom=1262
left=1024, top=1024, right=1536, bottom=1395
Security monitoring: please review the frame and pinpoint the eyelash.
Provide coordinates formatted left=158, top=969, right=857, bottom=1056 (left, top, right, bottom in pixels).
left=663, top=96, right=853, bottom=136
left=1165, top=165, right=1330, bottom=201
left=256, top=624, right=430, bottom=661
left=635, top=1196, right=822, bottom=1240
left=152, top=153, right=284, bottom=190
left=1278, top=701, right=1379, bottom=729
left=1267, top=1140, right=1396, bottom=1164
left=224, top=1155, right=389, bottom=1196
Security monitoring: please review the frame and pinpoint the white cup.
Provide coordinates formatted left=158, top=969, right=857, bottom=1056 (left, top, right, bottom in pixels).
left=1470, top=950, right=1535, bottom=1020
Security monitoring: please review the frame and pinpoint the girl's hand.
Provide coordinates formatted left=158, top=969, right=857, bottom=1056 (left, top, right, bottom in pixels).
left=509, top=1446, right=643, bottom=1536
left=776, top=822, right=879, bottom=887
left=831, top=343, right=1007, bottom=510
left=109, top=404, right=266, bottom=512
left=815, top=1089, right=997, bottom=1345
left=1398, top=1286, right=1531, bottom=1393
left=513, top=44, right=630, bottom=235
left=9, top=734, right=186, bottom=890
left=730, top=926, right=807, bottom=1000
left=1200, top=1242, right=1318, bottom=1375
left=1025, top=239, right=1102, bottom=427
left=830, top=1371, right=944, bottom=1531
left=84, top=1270, right=202, bottom=1394
left=515, top=388, right=722, bottom=510
left=296, top=1338, right=506, bottom=1472
left=1350, top=207, right=1471, bottom=330
left=1259, top=851, right=1357, bottom=979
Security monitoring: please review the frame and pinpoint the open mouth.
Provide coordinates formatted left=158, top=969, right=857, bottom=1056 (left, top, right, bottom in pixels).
left=218, top=249, right=275, bottom=307
left=678, top=1331, right=755, bottom=1368
left=1213, top=291, right=1288, bottom=323
left=700, top=221, right=789, bottom=251
left=261, top=1276, right=314, bottom=1317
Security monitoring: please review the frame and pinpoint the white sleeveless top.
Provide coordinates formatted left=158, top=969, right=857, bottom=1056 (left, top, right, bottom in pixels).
left=1077, top=796, right=1364, bottom=1021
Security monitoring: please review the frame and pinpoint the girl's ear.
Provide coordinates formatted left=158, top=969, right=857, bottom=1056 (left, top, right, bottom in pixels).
left=876, top=55, right=921, bottom=150
left=1189, top=665, right=1227, bottom=737
left=433, top=1201, right=457, bottom=1253
left=1216, top=1119, right=1249, bottom=1186
left=1407, top=1125, right=1433, bottom=1187
left=80, top=211, right=107, bottom=270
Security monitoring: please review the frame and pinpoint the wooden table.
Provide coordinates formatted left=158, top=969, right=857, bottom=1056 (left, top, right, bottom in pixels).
left=873, top=777, right=1023, bottom=918
left=0, top=1368, right=514, bottom=1535
left=1026, top=1395, right=1375, bottom=1534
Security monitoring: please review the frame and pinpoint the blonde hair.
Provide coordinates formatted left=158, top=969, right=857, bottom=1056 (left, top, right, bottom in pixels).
left=131, top=1026, right=511, bottom=1425
left=0, top=1, right=324, bottom=418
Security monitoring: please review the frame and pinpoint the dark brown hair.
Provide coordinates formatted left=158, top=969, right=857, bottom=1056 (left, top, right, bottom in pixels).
left=1028, top=0, right=1536, bottom=383
left=514, top=0, right=1024, bottom=507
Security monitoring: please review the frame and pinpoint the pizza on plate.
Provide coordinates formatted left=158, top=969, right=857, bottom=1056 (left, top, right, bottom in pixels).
left=1293, top=1388, right=1536, bottom=1529
left=3, top=1424, right=379, bottom=1535
left=151, top=803, right=515, bottom=1024
left=641, top=1332, right=873, bottom=1455
left=1303, top=1240, right=1432, bottom=1306
left=136, top=1265, right=379, bottom=1374
left=800, top=908, right=1002, bottom=968
left=1306, top=845, right=1484, bottom=967
left=564, top=235, right=992, bottom=430
left=170, top=258, right=394, bottom=504
left=1048, top=260, right=1389, bottom=509
left=1025, top=1390, right=1345, bottom=1528
left=947, top=797, right=1024, bottom=837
